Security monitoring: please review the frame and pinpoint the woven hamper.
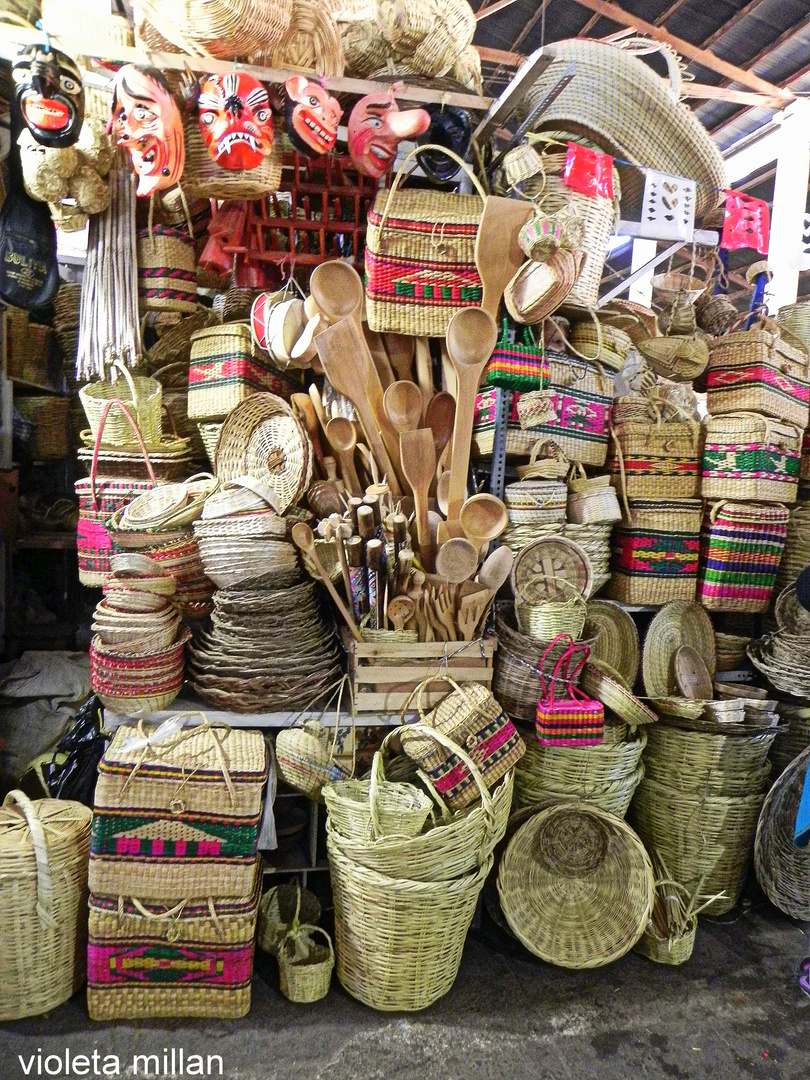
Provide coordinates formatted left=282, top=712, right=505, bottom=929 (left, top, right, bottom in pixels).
left=608, top=404, right=702, bottom=504
left=137, top=226, right=197, bottom=313
left=697, top=500, right=789, bottom=613
left=606, top=499, right=703, bottom=605
left=14, top=396, right=69, bottom=460
left=87, top=872, right=260, bottom=1020
left=755, top=745, right=810, bottom=921
left=700, top=413, right=801, bottom=504
left=0, top=792, right=93, bottom=1021
left=89, top=721, right=268, bottom=900
left=188, top=323, right=300, bottom=420
left=515, top=353, right=614, bottom=466
left=706, top=325, right=810, bottom=429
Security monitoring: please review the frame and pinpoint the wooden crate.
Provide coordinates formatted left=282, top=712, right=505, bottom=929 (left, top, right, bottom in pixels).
left=344, top=633, right=497, bottom=714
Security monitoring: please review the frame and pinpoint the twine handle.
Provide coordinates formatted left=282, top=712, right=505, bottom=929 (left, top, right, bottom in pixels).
left=3, top=790, right=55, bottom=930
left=537, top=633, right=576, bottom=707
left=90, top=398, right=157, bottom=510
left=378, top=144, right=487, bottom=235
left=551, top=306, right=604, bottom=363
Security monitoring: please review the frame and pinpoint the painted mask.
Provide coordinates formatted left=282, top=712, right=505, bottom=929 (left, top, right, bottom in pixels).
left=12, top=44, right=84, bottom=148
left=108, top=65, right=184, bottom=197
left=347, top=89, right=430, bottom=179
left=284, top=76, right=342, bottom=158
left=198, top=73, right=274, bottom=170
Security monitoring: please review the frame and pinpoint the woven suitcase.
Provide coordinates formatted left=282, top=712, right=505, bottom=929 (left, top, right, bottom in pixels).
left=700, top=413, right=801, bottom=504
left=606, top=499, right=703, bottom=605
left=706, top=326, right=810, bottom=429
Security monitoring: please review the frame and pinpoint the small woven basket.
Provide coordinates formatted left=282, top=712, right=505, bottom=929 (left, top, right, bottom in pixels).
left=278, top=926, right=334, bottom=1004
left=137, top=226, right=197, bottom=313
left=323, top=755, right=432, bottom=841
left=80, top=362, right=162, bottom=448
left=515, top=575, right=587, bottom=642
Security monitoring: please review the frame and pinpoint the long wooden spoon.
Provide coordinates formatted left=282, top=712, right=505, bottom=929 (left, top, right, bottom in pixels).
left=325, top=416, right=362, bottom=496
left=310, top=260, right=364, bottom=326
left=414, top=337, right=433, bottom=421
left=291, top=393, right=326, bottom=476
left=425, top=390, right=456, bottom=494
left=459, top=493, right=508, bottom=554
left=474, top=196, right=533, bottom=320
left=291, top=522, right=362, bottom=642
left=399, top=428, right=436, bottom=573
left=445, top=308, right=498, bottom=521
left=384, top=380, right=423, bottom=436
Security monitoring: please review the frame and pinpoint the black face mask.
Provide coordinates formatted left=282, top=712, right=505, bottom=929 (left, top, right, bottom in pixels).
left=12, top=43, right=84, bottom=149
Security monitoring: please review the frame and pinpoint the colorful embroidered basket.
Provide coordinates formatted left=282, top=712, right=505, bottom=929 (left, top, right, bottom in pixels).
left=515, top=352, right=614, bottom=466
left=472, top=389, right=536, bottom=458
left=399, top=677, right=525, bottom=812
left=188, top=323, right=300, bottom=420
left=608, top=401, right=702, bottom=508
left=137, top=225, right=197, bottom=313
left=606, top=499, right=703, bottom=605
left=799, top=431, right=810, bottom=502
left=700, top=413, right=801, bottom=504
left=696, top=500, right=789, bottom=613
left=706, top=324, right=810, bottom=429
left=535, top=634, right=605, bottom=747
left=365, top=146, right=485, bottom=338
left=484, top=319, right=548, bottom=391
left=89, top=720, right=268, bottom=900
left=87, top=873, right=260, bottom=1020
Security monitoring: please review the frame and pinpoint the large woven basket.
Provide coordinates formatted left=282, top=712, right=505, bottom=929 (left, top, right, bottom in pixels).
left=0, top=791, right=93, bottom=1021
left=13, top=395, right=69, bottom=460
left=606, top=499, right=703, bottom=606
left=700, top=413, right=801, bottom=504
left=754, top=744, right=810, bottom=921
left=80, top=363, right=162, bottom=448
left=608, top=402, right=702, bottom=506
left=183, top=121, right=283, bottom=202
left=135, top=0, right=292, bottom=58
left=497, top=803, right=655, bottom=968
left=697, top=500, right=789, bottom=613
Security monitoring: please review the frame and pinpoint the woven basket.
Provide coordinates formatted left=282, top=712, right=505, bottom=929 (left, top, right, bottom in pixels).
left=567, top=470, right=622, bottom=525
left=569, top=321, right=631, bottom=373
left=136, top=0, right=292, bottom=59
left=257, top=881, right=322, bottom=956
left=0, top=792, right=93, bottom=1021
left=261, top=0, right=344, bottom=77
left=13, top=395, right=69, bottom=460
left=606, top=499, right=703, bottom=606
left=777, top=300, right=810, bottom=350
left=80, top=362, right=162, bottom=448
left=706, top=325, right=810, bottom=430
left=497, top=803, right=655, bottom=968
left=198, top=422, right=223, bottom=468
left=504, top=480, right=567, bottom=525
left=608, top=401, right=702, bottom=506
left=323, top=757, right=432, bottom=842
left=770, top=704, right=810, bottom=779
left=700, top=413, right=801, bottom=504
left=515, top=725, right=646, bottom=792
left=714, top=632, right=750, bottom=672
left=276, top=721, right=343, bottom=800
left=137, top=226, right=197, bottom=313
left=697, top=500, right=789, bottom=613
left=515, top=576, right=587, bottom=643
left=278, top=926, right=335, bottom=1004
left=773, top=504, right=810, bottom=600
left=183, top=120, right=283, bottom=201
left=637, top=335, right=709, bottom=383
left=754, top=745, right=810, bottom=920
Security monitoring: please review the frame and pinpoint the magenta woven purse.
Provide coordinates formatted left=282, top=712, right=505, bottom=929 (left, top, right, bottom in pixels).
left=535, top=633, right=604, bottom=746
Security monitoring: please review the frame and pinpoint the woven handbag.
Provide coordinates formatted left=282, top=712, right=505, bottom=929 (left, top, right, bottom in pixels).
left=365, top=145, right=486, bottom=338
left=608, top=399, right=702, bottom=510
left=75, top=401, right=161, bottom=586
left=484, top=319, right=548, bottom=391
left=700, top=412, right=801, bottom=504
left=567, top=467, right=622, bottom=525
left=398, top=676, right=525, bottom=812
left=137, top=225, right=197, bottom=313
left=535, top=634, right=604, bottom=747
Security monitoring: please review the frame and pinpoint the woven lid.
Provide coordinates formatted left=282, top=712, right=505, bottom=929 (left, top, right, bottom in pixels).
left=585, top=600, right=640, bottom=688
left=0, top=793, right=92, bottom=854
left=642, top=601, right=716, bottom=698
left=497, top=803, right=654, bottom=968
left=100, top=720, right=268, bottom=781
left=512, top=535, right=592, bottom=599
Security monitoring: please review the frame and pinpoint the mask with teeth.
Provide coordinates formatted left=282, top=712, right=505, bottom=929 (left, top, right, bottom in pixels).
left=12, top=43, right=84, bottom=148
left=108, top=65, right=184, bottom=196
left=198, top=73, right=274, bottom=170
left=284, top=76, right=341, bottom=158
left=347, top=88, right=430, bottom=179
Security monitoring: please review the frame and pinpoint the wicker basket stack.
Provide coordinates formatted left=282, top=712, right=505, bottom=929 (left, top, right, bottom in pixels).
left=630, top=719, right=778, bottom=915
left=87, top=720, right=268, bottom=1020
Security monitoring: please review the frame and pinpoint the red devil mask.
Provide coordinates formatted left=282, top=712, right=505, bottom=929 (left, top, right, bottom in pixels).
left=347, top=89, right=430, bottom=179
left=284, top=76, right=341, bottom=158
left=108, top=65, right=184, bottom=197
left=198, top=73, right=274, bottom=170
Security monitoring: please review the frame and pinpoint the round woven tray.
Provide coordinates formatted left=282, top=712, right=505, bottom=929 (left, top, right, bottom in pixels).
left=580, top=661, right=657, bottom=729
left=585, top=600, right=640, bottom=688
left=642, top=601, right=716, bottom=698
left=754, top=744, right=810, bottom=921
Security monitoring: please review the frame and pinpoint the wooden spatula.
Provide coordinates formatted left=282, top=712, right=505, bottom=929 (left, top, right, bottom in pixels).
left=400, top=428, right=436, bottom=573
left=474, top=196, right=533, bottom=320
left=315, top=317, right=402, bottom=496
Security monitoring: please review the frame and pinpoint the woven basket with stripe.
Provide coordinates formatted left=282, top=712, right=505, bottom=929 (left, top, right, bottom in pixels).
left=697, top=500, right=789, bottom=613
left=605, top=499, right=703, bottom=606
left=137, top=226, right=197, bottom=313
left=700, top=412, right=801, bottom=504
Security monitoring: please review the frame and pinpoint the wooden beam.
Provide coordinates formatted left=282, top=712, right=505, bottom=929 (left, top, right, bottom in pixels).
left=567, top=0, right=794, bottom=100
left=681, top=83, right=786, bottom=109
left=476, top=45, right=526, bottom=66
left=476, top=0, right=522, bottom=21
left=579, top=13, right=601, bottom=34
left=702, top=0, right=771, bottom=50
left=654, top=0, right=692, bottom=26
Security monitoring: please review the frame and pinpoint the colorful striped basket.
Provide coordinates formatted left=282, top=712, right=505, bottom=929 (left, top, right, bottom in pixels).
left=697, top=500, right=789, bottom=613
left=608, top=400, right=702, bottom=509
left=137, top=226, right=197, bottom=313
left=798, top=430, right=810, bottom=502
left=472, top=389, right=536, bottom=458
left=706, top=324, right=810, bottom=429
left=606, top=499, right=703, bottom=606
left=87, top=872, right=260, bottom=1020
left=700, top=413, right=801, bottom=504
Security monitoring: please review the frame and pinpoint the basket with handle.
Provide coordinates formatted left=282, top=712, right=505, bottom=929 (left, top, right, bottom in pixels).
left=275, top=881, right=334, bottom=1004
left=323, top=751, right=432, bottom=842
left=700, top=412, right=801, bottom=504
left=515, top=575, right=587, bottom=642
left=79, top=360, right=163, bottom=448
left=365, top=145, right=487, bottom=337
left=535, top=633, right=604, bottom=746
left=484, top=318, right=548, bottom=391
left=567, top=464, right=622, bottom=525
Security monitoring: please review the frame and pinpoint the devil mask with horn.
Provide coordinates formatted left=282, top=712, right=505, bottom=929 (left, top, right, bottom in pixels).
left=347, top=87, right=430, bottom=179
left=198, top=73, right=274, bottom=170
left=108, top=65, right=184, bottom=196
left=12, top=43, right=84, bottom=148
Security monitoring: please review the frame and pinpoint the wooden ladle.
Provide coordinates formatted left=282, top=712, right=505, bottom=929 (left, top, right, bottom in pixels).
left=435, top=536, right=479, bottom=584
left=478, top=545, right=514, bottom=594
left=291, top=522, right=362, bottom=642
left=445, top=308, right=498, bottom=521
left=459, top=493, right=508, bottom=554
left=474, top=196, right=534, bottom=320
left=384, top=381, right=423, bottom=436
left=309, top=260, right=364, bottom=326
left=387, top=594, right=414, bottom=632
left=325, top=416, right=362, bottom=496
left=399, top=428, right=436, bottom=573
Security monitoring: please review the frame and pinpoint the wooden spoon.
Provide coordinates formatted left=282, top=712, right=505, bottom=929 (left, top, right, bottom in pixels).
left=308, top=383, right=330, bottom=442
left=437, top=519, right=466, bottom=546
left=325, top=416, right=362, bottom=497
left=310, top=260, right=364, bottom=326
left=445, top=308, right=498, bottom=521
left=384, top=334, right=415, bottom=382
left=414, top=337, right=433, bottom=421
left=474, top=195, right=533, bottom=320
left=291, top=393, right=326, bottom=476
left=384, top=381, right=423, bottom=436
left=364, top=326, right=396, bottom=388
left=477, top=545, right=514, bottom=594
left=436, top=470, right=451, bottom=517
left=387, top=594, right=414, bottom=632
left=425, top=391, right=456, bottom=466
left=399, top=428, right=436, bottom=573
left=435, top=536, right=479, bottom=584
left=315, top=317, right=402, bottom=496
left=291, top=522, right=362, bottom=642
left=459, top=493, right=508, bottom=554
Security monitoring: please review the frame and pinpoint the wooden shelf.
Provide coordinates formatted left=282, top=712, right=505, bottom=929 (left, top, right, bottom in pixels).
left=10, top=377, right=65, bottom=395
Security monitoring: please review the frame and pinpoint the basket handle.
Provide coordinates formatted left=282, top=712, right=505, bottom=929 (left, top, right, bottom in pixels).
left=110, top=359, right=142, bottom=425
left=90, top=399, right=158, bottom=510
left=398, top=672, right=466, bottom=725
left=378, top=144, right=487, bottom=235
left=551, top=307, right=604, bottom=364
left=283, top=923, right=334, bottom=965
left=537, top=632, right=575, bottom=705
left=3, top=790, right=55, bottom=930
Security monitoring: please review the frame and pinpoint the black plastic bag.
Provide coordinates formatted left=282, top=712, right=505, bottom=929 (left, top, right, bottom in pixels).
left=43, top=695, right=108, bottom=806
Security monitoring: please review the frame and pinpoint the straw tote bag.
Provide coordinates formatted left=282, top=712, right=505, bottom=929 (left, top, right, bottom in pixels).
left=365, top=145, right=487, bottom=338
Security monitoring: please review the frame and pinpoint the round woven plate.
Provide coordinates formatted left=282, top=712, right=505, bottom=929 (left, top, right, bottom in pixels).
left=580, top=662, right=658, bottom=729
left=122, top=484, right=189, bottom=526
left=585, top=600, right=640, bottom=688
left=496, top=803, right=654, bottom=968
left=642, top=600, right=715, bottom=698
left=512, top=536, right=592, bottom=601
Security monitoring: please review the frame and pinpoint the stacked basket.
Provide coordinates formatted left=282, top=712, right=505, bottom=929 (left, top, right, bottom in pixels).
left=87, top=720, right=268, bottom=1020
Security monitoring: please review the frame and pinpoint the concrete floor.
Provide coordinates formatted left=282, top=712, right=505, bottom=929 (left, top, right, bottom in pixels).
left=3, top=891, right=809, bottom=1080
